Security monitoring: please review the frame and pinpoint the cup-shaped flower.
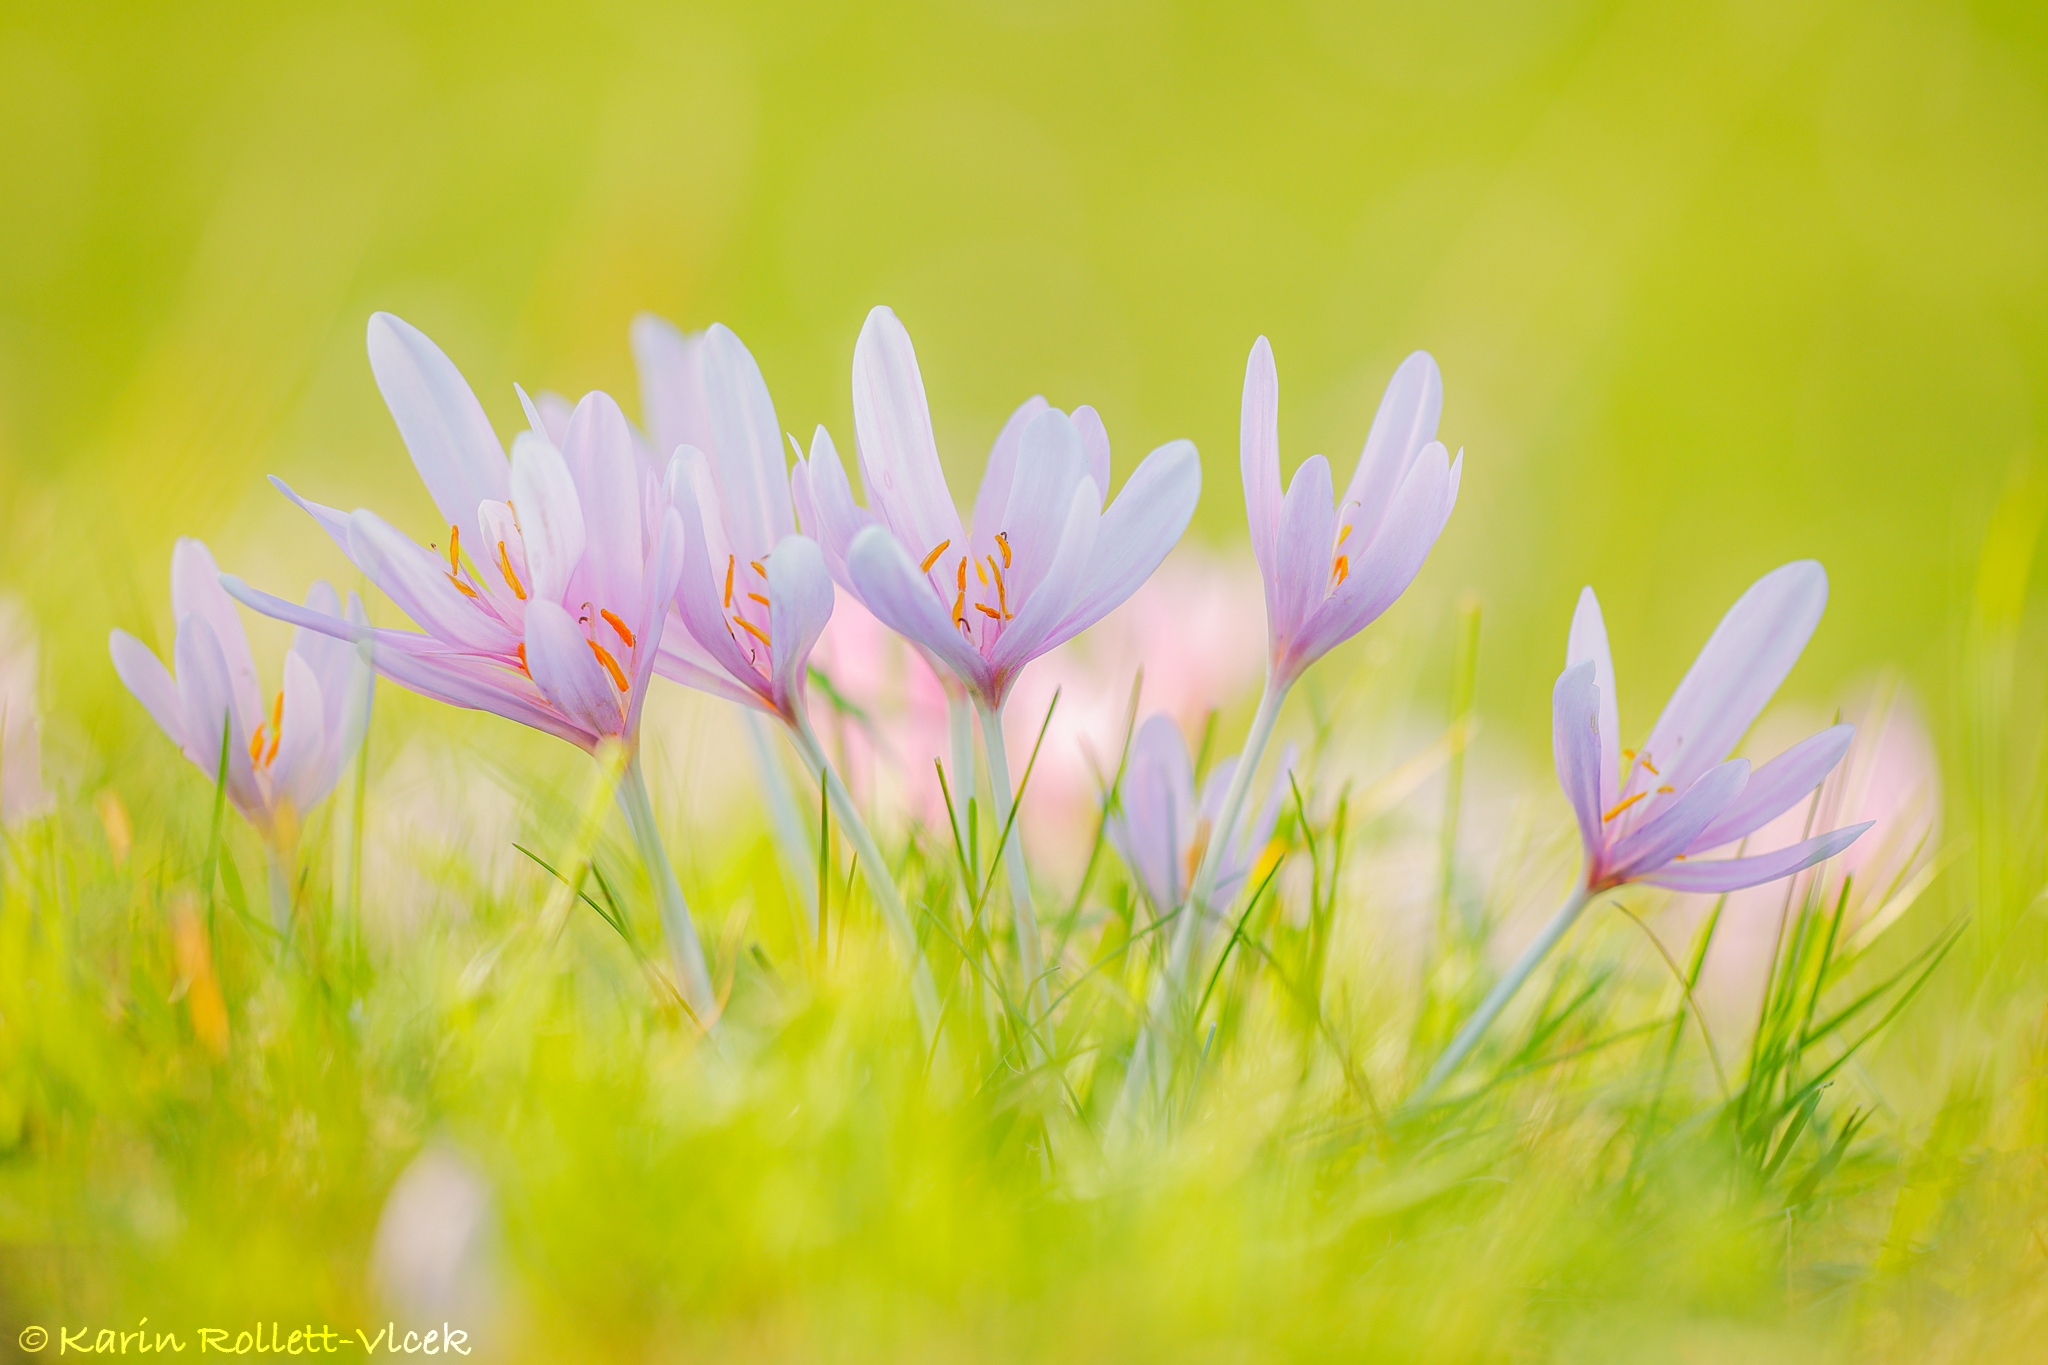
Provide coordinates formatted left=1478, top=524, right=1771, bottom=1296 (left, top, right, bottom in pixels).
left=634, top=318, right=835, bottom=723
left=111, top=538, right=372, bottom=843
left=1555, top=560, right=1871, bottom=896
left=1242, top=337, right=1461, bottom=687
left=223, top=313, right=686, bottom=756
left=795, top=305, right=1202, bottom=713
left=1107, top=713, right=1292, bottom=918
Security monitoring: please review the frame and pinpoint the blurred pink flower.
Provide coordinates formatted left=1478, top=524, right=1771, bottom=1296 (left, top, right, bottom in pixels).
left=0, top=596, right=49, bottom=824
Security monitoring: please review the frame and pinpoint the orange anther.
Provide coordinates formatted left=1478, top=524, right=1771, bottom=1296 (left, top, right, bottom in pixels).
left=975, top=603, right=1002, bottom=619
left=448, top=573, right=479, bottom=599
left=1602, top=791, right=1649, bottom=822
left=736, top=617, right=772, bottom=648
left=956, top=557, right=967, bottom=592
left=1656, top=784, right=1674, bottom=794
left=750, top=560, right=768, bottom=579
left=975, top=557, right=988, bottom=586
left=724, top=555, right=735, bottom=608
left=1639, top=756, right=1660, bottom=776
left=448, top=525, right=461, bottom=574
left=1621, top=749, right=1636, bottom=760
left=1332, top=554, right=1349, bottom=586
left=588, top=639, right=630, bottom=691
left=995, top=532, right=1011, bottom=568
left=920, top=539, right=951, bottom=573
left=516, top=643, right=529, bottom=676
left=951, top=589, right=966, bottom=629
left=1337, top=523, right=1353, bottom=546
left=248, top=725, right=265, bottom=766
left=747, top=592, right=770, bottom=607
left=498, top=541, right=526, bottom=600
left=600, top=608, right=635, bottom=648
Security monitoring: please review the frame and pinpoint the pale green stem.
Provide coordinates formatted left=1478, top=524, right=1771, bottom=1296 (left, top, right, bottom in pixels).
left=615, top=755, right=717, bottom=1020
left=265, top=838, right=295, bottom=944
left=975, top=698, right=1052, bottom=1043
left=1115, top=671, right=1289, bottom=1133
left=789, top=711, right=943, bottom=1044
left=1406, top=879, right=1594, bottom=1109
left=745, top=709, right=818, bottom=935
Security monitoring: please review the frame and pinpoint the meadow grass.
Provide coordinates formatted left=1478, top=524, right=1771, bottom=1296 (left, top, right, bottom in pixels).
left=3, top=542, right=2046, bottom=1365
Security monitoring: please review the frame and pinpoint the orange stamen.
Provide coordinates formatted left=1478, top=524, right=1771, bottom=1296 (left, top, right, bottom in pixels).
left=724, top=555, right=735, bottom=608
left=747, top=592, right=770, bottom=607
left=1621, top=749, right=1636, bottom=760
left=956, top=557, right=967, bottom=591
left=448, top=525, right=461, bottom=574
left=995, top=532, right=1011, bottom=568
left=1602, top=791, right=1649, bottom=822
left=750, top=560, right=768, bottom=579
left=1332, top=554, right=1349, bottom=585
left=600, top=608, right=635, bottom=648
left=1337, top=524, right=1353, bottom=546
left=448, top=574, right=479, bottom=599
left=974, top=603, right=1002, bottom=619
left=951, top=589, right=966, bottom=629
left=1639, top=756, right=1660, bottom=776
left=975, top=557, right=988, bottom=586
left=920, top=540, right=951, bottom=573
left=992, top=560, right=1009, bottom=616
left=516, top=643, right=529, bottom=676
left=1656, top=784, right=1674, bottom=794
left=248, top=726, right=266, bottom=766
left=498, top=541, right=526, bottom=600
left=588, top=639, right=630, bottom=691
left=736, top=618, right=772, bottom=648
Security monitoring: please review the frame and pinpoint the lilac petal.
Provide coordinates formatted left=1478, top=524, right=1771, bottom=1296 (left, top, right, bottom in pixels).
left=986, top=480, right=1101, bottom=681
left=630, top=313, right=712, bottom=459
left=1240, top=336, right=1283, bottom=577
left=271, top=476, right=352, bottom=556
left=1606, top=758, right=1750, bottom=884
left=1071, top=405, right=1113, bottom=495
left=1566, top=586, right=1620, bottom=812
left=221, top=573, right=427, bottom=655
left=335, top=592, right=376, bottom=767
left=623, top=505, right=686, bottom=737
left=290, top=580, right=353, bottom=743
left=372, top=645, right=591, bottom=749
left=110, top=629, right=185, bottom=749
left=654, top=628, right=761, bottom=708
left=476, top=501, right=530, bottom=606
left=561, top=391, right=644, bottom=617
left=1288, top=444, right=1458, bottom=676
left=346, top=509, right=517, bottom=654
left=536, top=391, right=574, bottom=446
left=524, top=600, right=621, bottom=739
left=766, top=535, right=835, bottom=717
left=1054, top=438, right=1201, bottom=640
left=846, top=524, right=988, bottom=693
left=792, top=424, right=879, bottom=588
left=1643, top=821, right=1874, bottom=895
left=365, top=312, right=510, bottom=532
left=172, top=539, right=261, bottom=734
left=1113, top=714, right=1193, bottom=912
left=1269, top=453, right=1337, bottom=653
left=1553, top=661, right=1605, bottom=864
left=850, top=306, right=963, bottom=561
left=669, top=460, right=773, bottom=708
left=702, top=323, right=794, bottom=555
left=1339, top=351, right=1442, bottom=548
left=173, top=614, right=257, bottom=809
left=970, top=396, right=1051, bottom=538
left=997, top=409, right=1094, bottom=606
left=509, top=431, right=587, bottom=605
left=271, top=650, right=331, bottom=812
left=1640, top=560, right=1828, bottom=794
left=1688, top=723, right=1856, bottom=853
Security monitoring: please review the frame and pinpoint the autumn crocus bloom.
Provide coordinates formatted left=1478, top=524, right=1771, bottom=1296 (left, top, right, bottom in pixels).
left=1411, top=560, right=1872, bottom=1105
left=1108, top=713, right=1291, bottom=921
left=797, top=305, right=1201, bottom=1030
left=222, top=313, right=711, bottom=1016
left=110, top=539, right=373, bottom=932
left=635, top=315, right=940, bottom=1036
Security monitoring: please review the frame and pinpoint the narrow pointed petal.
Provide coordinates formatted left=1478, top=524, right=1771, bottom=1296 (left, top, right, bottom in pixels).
left=846, top=524, right=988, bottom=692
left=1113, top=714, right=1194, bottom=912
left=792, top=424, right=879, bottom=585
left=365, top=312, right=510, bottom=530
left=1643, top=821, right=1874, bottom=894
left=1240, top=336, right=1283, bottom=577
left=346, top=509, right=516, bottom=653
left=1071, top=405, right=1113, bottom=496
left=369, top=646, right=592, bottom=748
left=289, top=581, right=351, bottom=713
left=173, top=614, right=258, bottom=810
left=561, top=391, right=645, bottom=615
left=222, top=572, right=421, bottom=654
left=508, top=431, right=587, bottom=605
left=1339, top=351, right=1443, bottom=546
left=1553, top=661, right=1605, bottom=863
left=970, top=396, right=1051, bottom=537
left=1269, top=453, right=1337, bottom=650
left=668, top=460, right=771, bottom=708
left=1641, top=560, right=1829, bottom=792
left=1055, top=437, right=1201, bottom=638
left=623, top=505, right=687, bottom=736
left=998, top=407, right=1092, bottom=604
left=271, top=651, right=331, bottom=811
left=631, top=313, right=712, bottom=459
left=535, top=391, right=574, bottom=446
left=1689, top=723, right=1857, bottom=853
left=850, top=306, right=963, bottom=557
left=703, top=323, right=794, bottom=554
left=988, top=479, right=1100, bottom=678
left=171, top=539, right=261, bottom=733
left=109, top=629, right=185, bottom=749
left=524, top=600, right=621, bottom=739
left=766, top=535, right=835, bottom=716
left=271, top=477, right=353, bottom=556
left=1567, top=586, right=1621, bottom=812
left=1606, top=758, right=1750, bottom=884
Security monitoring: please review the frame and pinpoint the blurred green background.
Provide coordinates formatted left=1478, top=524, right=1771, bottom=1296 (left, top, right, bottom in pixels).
left=2, top=0, right=2042, bottom=746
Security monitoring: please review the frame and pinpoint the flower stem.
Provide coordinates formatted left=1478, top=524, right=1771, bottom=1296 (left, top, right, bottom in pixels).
left=1406, top=879, right=1594, bottom=1109
left=615, top=754, right=717, bottom=1021
left=789, top=711, right=943, bottom=1044
left=975, top=699, right=1052, bottom=1054
left=745, top=709, right=818, bottom=936
left=265, top=837, right=296, bottom=946
left=945, top=682, right=976, bottom=854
